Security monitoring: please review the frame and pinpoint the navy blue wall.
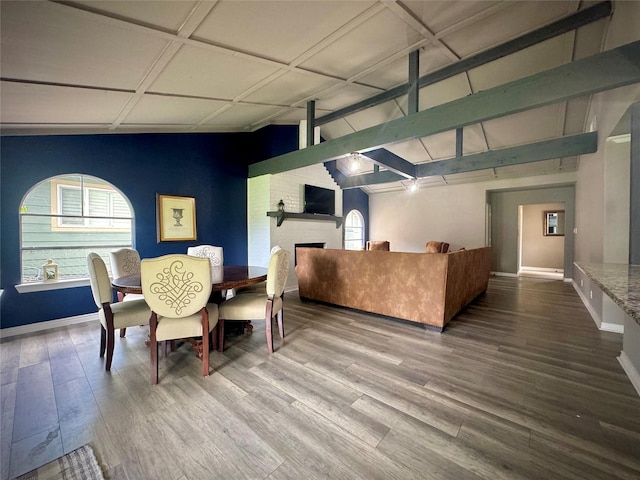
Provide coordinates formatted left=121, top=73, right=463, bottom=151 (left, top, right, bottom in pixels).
left=1, top=133, right=251, bottom=328
left=343, top=188, right=370, bottom=242
left=249, top=124, right=299, bottom=162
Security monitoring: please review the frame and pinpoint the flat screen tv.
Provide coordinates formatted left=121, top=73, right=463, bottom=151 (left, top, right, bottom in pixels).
left=304, top=184, right=335, bottom=215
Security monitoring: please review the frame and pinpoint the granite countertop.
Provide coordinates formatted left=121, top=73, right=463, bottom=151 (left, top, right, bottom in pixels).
left=576, top=263, right=640, bottom=325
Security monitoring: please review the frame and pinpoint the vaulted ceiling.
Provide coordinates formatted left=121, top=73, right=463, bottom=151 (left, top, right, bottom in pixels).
left=0, top=1, right=632, bottom=193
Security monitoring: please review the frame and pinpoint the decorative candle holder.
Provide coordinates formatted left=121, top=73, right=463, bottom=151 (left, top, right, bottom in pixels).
left=42, top=259, right=59, bottom=282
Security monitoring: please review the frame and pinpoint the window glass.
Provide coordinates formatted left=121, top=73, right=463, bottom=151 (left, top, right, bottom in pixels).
left=344, top=210, right=365, bottom=250
left=20, top=174, right=133, bottom=283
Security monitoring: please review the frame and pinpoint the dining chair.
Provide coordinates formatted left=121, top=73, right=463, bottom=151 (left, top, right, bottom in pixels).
left=87, top=253, right=150, bottom=372
left=187, top=245, right=229, bottom=298
left=186, top=245, right=223, bottom=266
left=233, top=245, right=281, bottom=296
left=109, top=247, right=145, bottom=338
left=141, top=254, right=221, bottom=385
left=218, top=248, right=290, bottom=353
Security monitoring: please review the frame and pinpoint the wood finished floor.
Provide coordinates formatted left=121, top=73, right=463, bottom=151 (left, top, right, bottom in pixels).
left=1, top=276, right=640, bottom=480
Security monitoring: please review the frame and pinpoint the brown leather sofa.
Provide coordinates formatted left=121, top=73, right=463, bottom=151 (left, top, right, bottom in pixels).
left=295, top=246, right=491, bottom=331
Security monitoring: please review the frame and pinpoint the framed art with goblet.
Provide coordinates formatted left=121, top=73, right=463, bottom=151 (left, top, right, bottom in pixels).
left=157, top=194, right=197, bottom=242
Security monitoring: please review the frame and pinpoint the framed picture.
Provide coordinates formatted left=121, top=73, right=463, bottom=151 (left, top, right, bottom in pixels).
left=157, top=194, right=197, bottom=242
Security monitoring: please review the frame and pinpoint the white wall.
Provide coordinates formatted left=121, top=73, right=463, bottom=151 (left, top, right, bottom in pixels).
left=247, top=164, right=342, bottom=291
left=604, top=138, right=631, bottom=263
left=575, top=0, right=640, bottom=264
left=369, top=172, right=576, bottom=254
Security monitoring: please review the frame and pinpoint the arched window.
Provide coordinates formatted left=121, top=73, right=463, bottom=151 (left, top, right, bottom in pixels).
left=344, top=209, right=365, bottom=250
left=19, top=174, right=133, bottom=283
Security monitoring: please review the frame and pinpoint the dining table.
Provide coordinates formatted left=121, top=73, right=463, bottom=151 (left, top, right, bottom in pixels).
left=112, top=264, right=268, bottom=335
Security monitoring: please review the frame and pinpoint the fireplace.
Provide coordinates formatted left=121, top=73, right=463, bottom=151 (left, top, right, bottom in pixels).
left=294, top=242, right=325, bottom=266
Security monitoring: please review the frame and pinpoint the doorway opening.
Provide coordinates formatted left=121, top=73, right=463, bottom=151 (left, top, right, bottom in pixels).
left=517, top=202, right=565, bottom=280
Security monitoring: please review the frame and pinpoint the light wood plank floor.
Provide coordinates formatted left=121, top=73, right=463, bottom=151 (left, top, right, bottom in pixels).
left=2, top=277, right=640, bottom=479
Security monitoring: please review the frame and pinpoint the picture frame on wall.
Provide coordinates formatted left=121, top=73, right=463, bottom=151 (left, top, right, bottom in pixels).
left=157, top=194, right=197, bottom=242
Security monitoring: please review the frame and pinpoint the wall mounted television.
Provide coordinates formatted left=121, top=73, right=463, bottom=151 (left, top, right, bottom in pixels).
left=304, top=184, right=335, bottom=215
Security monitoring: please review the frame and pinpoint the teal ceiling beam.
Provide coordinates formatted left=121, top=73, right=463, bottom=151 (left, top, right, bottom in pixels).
left=363, top=149, right=416, bottom=178
left=338, top=171, right=405, bottom=189
left=340, top=132, right=597, bottom=189
left=416, top=132, right=597, bottom=177
left=249, top=40, right=639, bottom=178
left=315, top=1, right=612, bottom=126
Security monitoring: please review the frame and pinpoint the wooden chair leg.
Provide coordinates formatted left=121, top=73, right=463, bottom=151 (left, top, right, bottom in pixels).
left=265, top=301, right=274, bottom=353
left=217, top=319, right=225, bottom=352
left=151, top=342, right=158, bottom=385
left=202, top=329, right=210, bottom=377
left=99, top=325, right=106, bottom=357
left=150, top=312, right=159, bottom=385
left=120, top=327, right=127, bottom=338
left=105, top=328, right=115, bottom=371
left=277, top=309, right=284, bottom=340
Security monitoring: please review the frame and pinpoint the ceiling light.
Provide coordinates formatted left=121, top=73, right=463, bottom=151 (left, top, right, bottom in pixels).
left=409, top=179, right=419, bottom=192
left=349, top=152, right=361, bottom=172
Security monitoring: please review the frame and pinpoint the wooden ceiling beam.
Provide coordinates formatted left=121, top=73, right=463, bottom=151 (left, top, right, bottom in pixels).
left=339, top=132, right=597, bottom=189
left=249, top=40, right=640, bottom=178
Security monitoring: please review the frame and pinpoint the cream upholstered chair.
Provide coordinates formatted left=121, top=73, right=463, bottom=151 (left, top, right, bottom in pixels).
left=186, top=245, right=223, bottom=267
left=109, top=247, right=144, bottom=299
left=219, top=248, right=290, bottom=353
left=109, top=247, right=145, bottom=337
left=187, top=245, right=228, bottom=298
left=233, top=245, right=281, bottom=296
left=141, top=254, right=221, bottom=385
left=87, top=253, right=150, bottom=372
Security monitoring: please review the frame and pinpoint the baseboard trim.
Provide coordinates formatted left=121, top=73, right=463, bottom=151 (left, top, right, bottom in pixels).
left=0, top=313, right=98, bottom=339
left=600, top=322, right=625, bottom=334
left=619, top=351, right=640, bottom=398
left=572, top=279, right=604, bottom=330
left=491, top=271, right=518, bottom=277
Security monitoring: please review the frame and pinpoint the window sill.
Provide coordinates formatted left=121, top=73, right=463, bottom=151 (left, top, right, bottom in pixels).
left=16, top=278, right=90, bottom=293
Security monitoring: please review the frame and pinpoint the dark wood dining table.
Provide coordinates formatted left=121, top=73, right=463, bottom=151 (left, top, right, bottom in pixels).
left=111, top=264, right=268, bottom=301
left=112, top=265, right=268, bottom=341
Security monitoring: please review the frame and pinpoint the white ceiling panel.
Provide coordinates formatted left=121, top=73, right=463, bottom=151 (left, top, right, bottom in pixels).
left=192, top=0, right=377, bottom=64
left=343, top=100, right=405, bottom=132
left=243, top=71, right=338, bottom=107
left=0, top=1, right=168, bottom=90
left=402, top=1, right=503, bottom=35
left=204, top=104, right=284, bottom=127
left=299, top=8, right=424, bottom=79
left=441, top=1, right=577, bottom=57
left=314, top=84, right=382, bottom=112
left=320, top=119, right=356, bottom=141
left=123, top=95, right=228, bottom=125
left=384, top=139, right=432, bottom=164
left=0, top=82, right=130, bottom=124
left=467, top=35, right=572, bottom=92
left=150, top=45, right=281, bottom=99
left=483, top=104, right=565, bottom=149
left=420, top=130, right=457, bottom=160
left=74, top=1, right=200, bottom=32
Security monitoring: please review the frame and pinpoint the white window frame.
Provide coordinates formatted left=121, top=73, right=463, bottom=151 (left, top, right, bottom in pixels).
left=18, top=174, right=134, bottom=291
left=344, top=209, right=365, bottom=250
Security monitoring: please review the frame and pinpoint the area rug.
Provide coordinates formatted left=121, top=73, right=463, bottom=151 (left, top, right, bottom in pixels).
left=15, top=444, right=104, bottom=480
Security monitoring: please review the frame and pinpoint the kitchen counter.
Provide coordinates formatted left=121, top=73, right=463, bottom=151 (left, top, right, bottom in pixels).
left=576, top=263, right=640, bottom=325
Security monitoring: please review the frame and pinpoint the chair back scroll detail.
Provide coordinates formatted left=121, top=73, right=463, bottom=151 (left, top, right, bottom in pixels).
left=187, top=245, right=223, bottom=267
left=141, top=255, right=211, bottom=318
left=109, top=248, right=141, bottom=278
